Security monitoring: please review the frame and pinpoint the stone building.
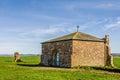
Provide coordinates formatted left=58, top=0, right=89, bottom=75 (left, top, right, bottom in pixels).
left=41, top=31, right=113, bottom=67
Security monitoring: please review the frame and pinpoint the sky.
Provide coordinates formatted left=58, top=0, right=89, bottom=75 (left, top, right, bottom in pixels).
left=0, top=0, right=120, bottom=54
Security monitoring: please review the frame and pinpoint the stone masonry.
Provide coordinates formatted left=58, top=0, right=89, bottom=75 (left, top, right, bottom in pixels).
left=41, top=40, right=72, bottom=67
left=41, top=32, right=113, bottom=67
left=71, top=40, right=105, bottom=67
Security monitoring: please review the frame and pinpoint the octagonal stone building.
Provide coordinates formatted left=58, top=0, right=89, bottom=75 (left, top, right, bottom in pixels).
left=41, top=31, right=113, bottom=67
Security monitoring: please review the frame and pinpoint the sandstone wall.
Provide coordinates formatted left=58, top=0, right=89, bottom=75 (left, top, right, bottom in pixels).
left=41, top=40, right=72, bottom=67
left=71, top=40, right=105, bottom=67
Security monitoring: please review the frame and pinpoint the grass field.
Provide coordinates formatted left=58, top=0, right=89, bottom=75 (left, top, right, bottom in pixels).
left=0, top=56, right=120, bottom=80
left=113, top=57, right=120, bottom=68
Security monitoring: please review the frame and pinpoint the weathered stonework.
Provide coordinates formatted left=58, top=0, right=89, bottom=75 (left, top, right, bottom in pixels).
left=41, top=40, right=72, bottom=67
left=41, top=32, right=112, bottom=67
left=104, top=35, right=114, bottom=66
left=14, top=52, right=22, bottom=62
left=71, top=40, right=105, bottom=67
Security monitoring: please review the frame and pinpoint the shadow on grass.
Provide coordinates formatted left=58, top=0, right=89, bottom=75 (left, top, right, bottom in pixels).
left=17, top=63, right=69, bottom=69
left=17, top=63, right=120, bottom=73
left=17, top=63, right=40, bottom=67
left=78, top=66, right=120, bottom=73
left=92, top=67, right=120, bottom=73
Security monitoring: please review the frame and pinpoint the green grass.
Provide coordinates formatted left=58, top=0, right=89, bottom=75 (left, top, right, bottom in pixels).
left=114, top=57, right=120, bottom=68
left=0, top=56, right=120, bottom=80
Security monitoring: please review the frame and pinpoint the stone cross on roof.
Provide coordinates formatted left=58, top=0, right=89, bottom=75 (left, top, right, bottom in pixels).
left=77, top=25, right=80, bottom=32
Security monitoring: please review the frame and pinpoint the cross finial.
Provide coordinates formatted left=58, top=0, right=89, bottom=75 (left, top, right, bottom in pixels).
left=77, top=25, right=79, bottom=32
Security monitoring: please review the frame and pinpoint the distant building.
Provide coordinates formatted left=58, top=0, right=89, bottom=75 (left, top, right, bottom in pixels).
left=41, top=31, right=113, bottom=67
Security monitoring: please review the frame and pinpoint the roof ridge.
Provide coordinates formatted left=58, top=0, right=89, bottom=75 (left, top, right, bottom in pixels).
left=42, top=32, right=104, bottom=43
left=72, top=32, right=79, bottom=39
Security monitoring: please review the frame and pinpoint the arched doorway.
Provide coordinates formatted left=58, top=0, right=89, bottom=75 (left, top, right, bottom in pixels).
left=55, top=52, right=60, bottom=66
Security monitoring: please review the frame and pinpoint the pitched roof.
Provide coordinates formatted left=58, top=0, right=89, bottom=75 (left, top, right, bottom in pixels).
left=42, top=32, right=104, bottom=43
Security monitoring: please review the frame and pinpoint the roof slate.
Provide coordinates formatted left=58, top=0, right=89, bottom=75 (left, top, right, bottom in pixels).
left=42, top=32, right=104, bottom=43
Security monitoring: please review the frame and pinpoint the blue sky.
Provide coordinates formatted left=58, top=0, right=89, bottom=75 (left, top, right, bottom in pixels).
left=0, top=0, right=120, bottom=54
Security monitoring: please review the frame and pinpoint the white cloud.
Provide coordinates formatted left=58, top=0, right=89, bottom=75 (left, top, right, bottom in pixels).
left=20, top=23, right=74, bottom=38
left=0, top=23, right=74, bottom=54
left=104, top=17, right=120, bottom=30
left=20, top=27, right=62, bottom=38
left=32, top=27, right=62, bottom=35
left=96, top=3, right=120, bottom=9
left=79, top=19, right=107, bottom=30
left=25, top=13, right=57, bottom=20
left=0, top=22, right=74, bottom=42
left=105, top=21, right=120, bottom=29
left=63, top=2, right=120, bottom=10
left=63, top=2, right=95, bottom=10
left=20, top=19, right=107, bottom=39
